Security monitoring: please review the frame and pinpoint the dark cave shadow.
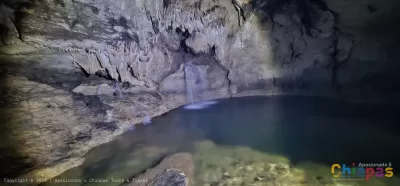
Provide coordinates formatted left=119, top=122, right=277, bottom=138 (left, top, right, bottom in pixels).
left=0, top=57, right=85, bottom=179
left=248, top=0, right=400, bottom=96
left=232, top=0, right=400, bottom=181
left=0, top=72, right=37, bottom=179
left=0, top=0, right=121, bottom=179
left=0, top=43, right=95, bottom=182
left=0, top=1, right=38, bottom=179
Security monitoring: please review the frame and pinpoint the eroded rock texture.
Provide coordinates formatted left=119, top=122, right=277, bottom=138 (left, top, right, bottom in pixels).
left=1, top=0, right=348, bottom=95
left=0, top=0, right=399, bottom=183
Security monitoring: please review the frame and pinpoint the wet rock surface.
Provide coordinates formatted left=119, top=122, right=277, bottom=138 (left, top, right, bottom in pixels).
left=150, top=169, right=187, bottom=186
left=127, top=153, right=194, bottom=186
left=0, top=0, right=400, bottom=183
left=190, top=140, right=398, bottom=186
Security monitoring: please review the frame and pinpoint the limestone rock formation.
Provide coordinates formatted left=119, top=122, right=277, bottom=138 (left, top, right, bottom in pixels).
left=0, top=0, right=399, bottom=183
left=1, top=0, right=350, bottom=95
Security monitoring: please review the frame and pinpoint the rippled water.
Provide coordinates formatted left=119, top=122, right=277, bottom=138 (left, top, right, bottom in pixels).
left=42, top=96, right=400, bottom=186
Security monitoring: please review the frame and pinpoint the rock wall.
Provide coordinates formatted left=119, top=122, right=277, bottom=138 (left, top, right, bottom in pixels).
left=1, top=0, right=348, bottom=95
left=0, top=0, right=399, bottom=183
left=324, top=0, right=400, bottom=98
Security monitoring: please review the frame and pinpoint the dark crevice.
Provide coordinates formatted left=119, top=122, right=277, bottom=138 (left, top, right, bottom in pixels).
left=104, top=68, right=114, bottom=80
left=68, top=131, right=92, bottom=144
left=203, top=5, right=223, bottom=16
left=175, top=27, right=182, bottom=34
left=108, top=16, right=129, bottom=29
left=0, top=1, right=34, bottom=40
left=330, top=34, right=355, bottom=89
left=163, top=0, right=170, bottom=8
left=94, top=121, right=118, bottom=131
left=231, top=1, right=246, bottom=27
left=330, top=38, right=339, bottom=86
left=0, top=25, right=10, bottom=45
left=13, top=2, right=33, bottom=41
left=121, top=82, right=130, bottom=89
left=180, top=42, right=191, bottom=54
left=295, top=0, right=313, bottom=36
left=366, top=4, right=377, bottom=13
left=118, top=17, right=128, bottom=28
left=232, top=3, right=243, bottom=27
left=119, top=32, right=133, bottom=41
left=77, top=65, right=90, bottom=77
left=90, top=6, right=99, bottom=15
left=176, top=28, right=193, bottom=54
left=143, top=6, right=159, bottom=34
left=116, top=67, right=122, bottom=82
left=149, top=16, right=160, bottom=34
left=95, top=70, right=113, bottom=80
left=54, top=0, right=65, bottom=7
left=211, top=45, right=233, bottom=97
left=128, top=66, right=139, bottom=80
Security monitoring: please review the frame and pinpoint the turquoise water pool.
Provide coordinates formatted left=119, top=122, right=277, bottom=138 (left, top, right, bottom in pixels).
left=42, top=96, right=400, bottom=186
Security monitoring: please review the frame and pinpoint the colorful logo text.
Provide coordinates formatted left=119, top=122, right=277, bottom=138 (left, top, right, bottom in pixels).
left=331, top=163, right=393, bottom=181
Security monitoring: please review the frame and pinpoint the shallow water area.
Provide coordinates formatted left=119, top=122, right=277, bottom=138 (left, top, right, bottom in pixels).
left=43, top=96, right=400, bottom=186
left=183, top=100, right=219, bottom=110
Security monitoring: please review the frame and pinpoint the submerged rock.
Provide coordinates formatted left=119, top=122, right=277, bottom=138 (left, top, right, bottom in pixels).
left=127, top=153, right=194, bottom=186
left=149, top=169, right=188, bottom=186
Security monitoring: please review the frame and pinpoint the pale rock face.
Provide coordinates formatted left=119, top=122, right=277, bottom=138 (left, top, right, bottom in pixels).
left=0, top=0, right=347, bottom=94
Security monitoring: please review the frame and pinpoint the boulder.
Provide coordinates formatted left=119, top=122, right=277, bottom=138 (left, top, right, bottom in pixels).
left=127, top=153, right=194, bottom=186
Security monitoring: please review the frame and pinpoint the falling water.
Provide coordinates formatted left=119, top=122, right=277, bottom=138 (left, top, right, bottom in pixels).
left=96, top=85, right=102, bottom=96
left=184, top=63, right=218, bottom=110
left=184, top=63, right=196, bottom=103
left=143, top=115, right=151, bottom=125
left=197, top=66, right=208, bottom=99
left=113, top=81, right=123, bottom=98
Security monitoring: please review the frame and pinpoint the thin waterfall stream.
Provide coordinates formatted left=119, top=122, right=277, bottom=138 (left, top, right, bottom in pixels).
left=184, top=63, right=217, bottom=110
